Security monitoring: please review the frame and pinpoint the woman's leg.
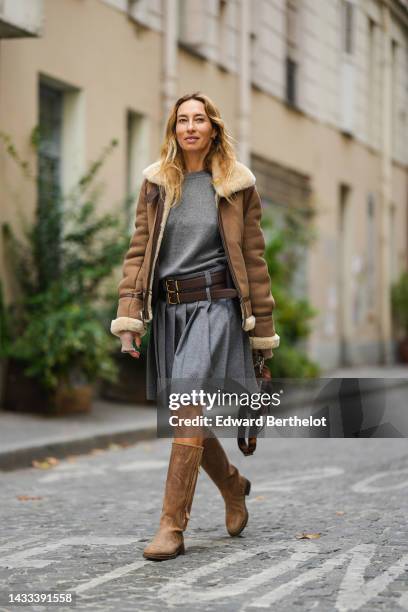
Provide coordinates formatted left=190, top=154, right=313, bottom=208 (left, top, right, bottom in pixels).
left=173, top=402, right=207, bottom=445
left=143, top=403, right=205, bottom=561
left=200, top=427, right=251, bottom=536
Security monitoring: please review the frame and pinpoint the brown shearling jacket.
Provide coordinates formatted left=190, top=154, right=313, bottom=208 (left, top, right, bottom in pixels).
left=110, top=157, right=280, bottom=353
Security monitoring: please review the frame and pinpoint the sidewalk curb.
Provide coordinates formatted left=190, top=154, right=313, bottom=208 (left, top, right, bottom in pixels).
left=1, top=376, right=407, bottom=471
left=0, top=425, right=157, bottom=472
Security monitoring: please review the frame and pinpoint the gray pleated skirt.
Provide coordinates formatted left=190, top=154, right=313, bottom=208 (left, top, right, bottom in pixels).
left=146, top=267, right=261, bottom=408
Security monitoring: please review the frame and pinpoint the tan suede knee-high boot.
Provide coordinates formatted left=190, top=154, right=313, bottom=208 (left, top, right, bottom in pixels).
left=143, top=441, right=204, bottom=561
left=201, top=434, right=251, bottom=536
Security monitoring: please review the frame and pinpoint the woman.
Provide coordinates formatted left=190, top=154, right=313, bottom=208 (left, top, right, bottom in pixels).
left=110, top=92, right=280, bottom=561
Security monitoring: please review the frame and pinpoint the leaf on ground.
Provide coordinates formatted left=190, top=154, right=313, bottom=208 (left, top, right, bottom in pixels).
left=254, top=495, right=265, bottom=502
left=295, top=532, right=321, bottom=540
left=17, top=495, right=43, bottom=501
left=66, top=455, right=78, bottom=463
left=335, top=511, right=345, bottom=516
left=46, top=456, right=59, bottom=465
left=108, top=443, right=121, bottom=451
left=89, top=448, right=105, bottom=455
left=32, top=457, right=59, bottom=469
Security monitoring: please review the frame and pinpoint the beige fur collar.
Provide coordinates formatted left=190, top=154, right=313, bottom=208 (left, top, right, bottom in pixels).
left=142, top=157, right=256, bottom=198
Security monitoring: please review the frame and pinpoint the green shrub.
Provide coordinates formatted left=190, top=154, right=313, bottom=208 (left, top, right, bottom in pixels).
left=391, top=270, right=408, bottom=337
left=0, top=133, right=138, bottom=392
left=261, top=207, right=320, bottom=378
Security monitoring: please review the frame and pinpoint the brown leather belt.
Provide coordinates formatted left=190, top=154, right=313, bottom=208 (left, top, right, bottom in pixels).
left=159, top=268, right=238, bottom=305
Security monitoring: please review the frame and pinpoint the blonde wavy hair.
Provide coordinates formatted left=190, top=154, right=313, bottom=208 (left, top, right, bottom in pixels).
left=157, top=92, right=237, bottom=208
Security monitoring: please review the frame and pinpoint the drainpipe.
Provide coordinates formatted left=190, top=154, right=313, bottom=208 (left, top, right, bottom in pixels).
left=379, top=0, right=393, bottom=363
left=162, top=0, right=178, bottom=136
left=237, top=0, right=250, bottom=166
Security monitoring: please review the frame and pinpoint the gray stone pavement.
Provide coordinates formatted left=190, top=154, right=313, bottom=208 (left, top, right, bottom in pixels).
left=0, top=364, right=407, bottom=471
left=0, top=436, right=407, bottom=611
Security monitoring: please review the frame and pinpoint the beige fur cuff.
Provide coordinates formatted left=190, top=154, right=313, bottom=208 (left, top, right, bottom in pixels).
left=110, top=317, right=146, bottom=338
left=249, top=333, right=280, bottom=350
left=242, top=315, right=256, bottom=331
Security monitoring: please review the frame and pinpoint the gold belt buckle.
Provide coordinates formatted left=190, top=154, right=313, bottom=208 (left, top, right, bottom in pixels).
left=165, top=279, right=180, bottom=304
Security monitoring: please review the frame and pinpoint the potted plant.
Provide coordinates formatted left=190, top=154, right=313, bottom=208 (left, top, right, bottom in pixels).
left=391, top=270, right=408, bottom=363
left=1, top=286, right=119, bottom=414
left=0, top=133, right=132, bottom=414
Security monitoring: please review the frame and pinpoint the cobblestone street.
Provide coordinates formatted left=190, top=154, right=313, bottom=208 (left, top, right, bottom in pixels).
left=1, top=436, right=407, bottom=611
left=1, top=0, right=408, bottom=610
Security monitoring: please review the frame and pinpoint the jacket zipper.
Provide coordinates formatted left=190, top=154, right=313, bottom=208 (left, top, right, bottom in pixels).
left=216, top=194, right=243, bottom=305
left=143, top=195, right=164, bottom=320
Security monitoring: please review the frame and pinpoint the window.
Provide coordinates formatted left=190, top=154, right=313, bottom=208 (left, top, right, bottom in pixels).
left=251, top=155, right=312, bottom=300
left=285, top=0, right=299, bottom=107
left=286, top=57, right=297, bottom=106
left=125, top=110, right=149, bottom=231
left=339, top=1, right=355, bottom=133
left=177, top=0, right=205, bottom=50
left=391, top=39, right=398, bottom=154
left=366, top=193, right=376, bottom=313
left=338, top=183, right=353, bottom=364
left=341, top=0, right=354, bottom=55
left=177, top=0, right=187, bottom=40
left=389, top=202, right=397, bottom=283
left=366, top=18, right=376, bottom=143
left=38, top=84, right=63, bottom=206
left=37, top=83, right=64, bottom=285
left=250, top=30, right=257, bottom=76
left=218, top=0, right=228, bottom=65
left=219, top=0, right=227, bottom=23
left=36, top=77, right=84, bottom=285
left=127, top=0, right=149, bottom=28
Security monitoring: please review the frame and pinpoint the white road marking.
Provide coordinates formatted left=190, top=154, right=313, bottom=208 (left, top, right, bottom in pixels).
left=72, top=537, right=233, bottom=596
left=184, top=537, right=234, bottom=548
left=37, top=460, right=168, bottom=482
left=156, top=540, right=408, bottom=611
left=116, top=460, right=168, bottom=472
left=38, top=466, right=107, bottom=483
left=246, top=544, right=408, bottom=611
left=398, top=589, right=408, bottom=610
left=336, top=548, right=408, bottom=611
left=3, top=535, right=407, bottom=610
left=73, top=560, right=148, bottom=594
left=0, top=536, right=44, bottom=552
left=352, top=468, right=408, bottom=493
left=255, top=467, right=344, bottom=492
left=0, top=537, right=139, bottom=569
left=158, top=540, right=318, bottom=604
left=246, top=545, right=375, bottom=608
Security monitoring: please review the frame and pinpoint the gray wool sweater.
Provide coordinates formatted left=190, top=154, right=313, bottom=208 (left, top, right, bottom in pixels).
left=155, top=169, right=273, bottom=359
left=157, top=170, right=228, bottom=280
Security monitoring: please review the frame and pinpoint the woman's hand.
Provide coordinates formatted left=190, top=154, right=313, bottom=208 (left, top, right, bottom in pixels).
left=119, top=331, right=142, bottom=358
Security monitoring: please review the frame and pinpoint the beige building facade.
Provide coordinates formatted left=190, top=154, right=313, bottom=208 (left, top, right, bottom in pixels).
left=1, top=0, right=407, bottom=374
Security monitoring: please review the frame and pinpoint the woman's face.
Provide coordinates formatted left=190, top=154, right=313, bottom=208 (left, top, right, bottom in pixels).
left=175, top=99, right=216, bottom=157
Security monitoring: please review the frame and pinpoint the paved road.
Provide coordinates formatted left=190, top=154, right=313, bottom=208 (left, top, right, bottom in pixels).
left=0, top=437, right=407, bottom=611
